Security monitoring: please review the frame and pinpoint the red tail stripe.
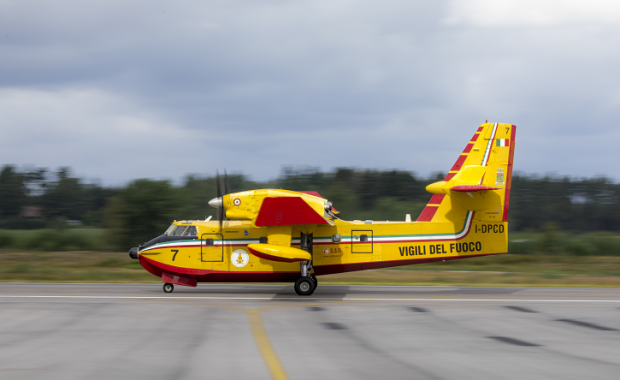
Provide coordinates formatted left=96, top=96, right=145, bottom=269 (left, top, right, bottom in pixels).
left=429, top=194, right=445, bottom=204
left=502, top=125, right=517, bottom=222
left=450, top=155, right=468, bottom=172
left=416, top=206, right=439, bottom=222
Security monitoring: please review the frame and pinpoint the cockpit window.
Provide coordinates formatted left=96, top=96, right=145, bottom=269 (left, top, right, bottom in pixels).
left=164, top=225, right=176, bottom=235
left=168, top=225, right=198, bottom=237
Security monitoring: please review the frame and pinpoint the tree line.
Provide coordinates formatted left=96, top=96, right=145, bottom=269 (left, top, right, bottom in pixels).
left=1, top=164, right=619, bottom=248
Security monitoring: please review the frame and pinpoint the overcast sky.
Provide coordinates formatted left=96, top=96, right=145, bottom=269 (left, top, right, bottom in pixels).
left=1, top=0, right=619, bottom=185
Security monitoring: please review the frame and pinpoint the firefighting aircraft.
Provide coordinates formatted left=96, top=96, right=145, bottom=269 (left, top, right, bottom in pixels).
left=129, top=122, right=516, bottom=295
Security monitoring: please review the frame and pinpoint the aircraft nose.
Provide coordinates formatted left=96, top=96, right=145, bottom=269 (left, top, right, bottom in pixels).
left=208, top=197, right=223, bottom=208
left=129, top=247, right=139, bottom=259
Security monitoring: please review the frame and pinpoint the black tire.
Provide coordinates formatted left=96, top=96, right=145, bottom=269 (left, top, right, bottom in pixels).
left=163, top=283, right=174, bottom=293
left=311, top=275, right=318, bottom=287
left=294, top=277, right=316, bottom=296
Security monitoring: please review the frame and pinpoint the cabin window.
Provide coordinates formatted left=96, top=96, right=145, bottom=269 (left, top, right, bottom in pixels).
left=169, top=225, right=198, bottom=237
left=205, top=238, right=214, bottom=247
left=360, top=234, right=368, bottom=243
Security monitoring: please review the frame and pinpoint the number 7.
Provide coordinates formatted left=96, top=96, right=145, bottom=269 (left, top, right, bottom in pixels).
left=171, top=250, right=179, bottom=261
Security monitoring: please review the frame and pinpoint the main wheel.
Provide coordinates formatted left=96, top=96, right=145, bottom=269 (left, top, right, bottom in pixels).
left=163, top=283, right=174, bottom=293
left=311, top=275, right=318, bottom=287
left=294, top=277, right=316, bottom=296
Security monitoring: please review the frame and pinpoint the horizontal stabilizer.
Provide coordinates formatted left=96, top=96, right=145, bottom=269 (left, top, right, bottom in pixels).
left=426, top=166, right=497, bottom=195
left=248, top=243, right=312, bottom=263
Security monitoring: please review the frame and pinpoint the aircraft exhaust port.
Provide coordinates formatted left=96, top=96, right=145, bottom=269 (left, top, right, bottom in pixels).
left=129, top=247, right=138, bottom=259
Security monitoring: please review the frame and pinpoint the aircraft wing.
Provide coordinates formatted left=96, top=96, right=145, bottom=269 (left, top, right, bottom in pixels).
left=210, top=189, right=335, bottom=263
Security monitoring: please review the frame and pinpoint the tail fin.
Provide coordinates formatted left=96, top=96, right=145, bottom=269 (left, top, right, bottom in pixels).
left=417, top=122, right=516, bottom=224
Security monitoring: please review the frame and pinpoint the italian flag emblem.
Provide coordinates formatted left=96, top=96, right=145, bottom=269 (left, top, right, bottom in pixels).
left=496, top=139, right=509, bottom=147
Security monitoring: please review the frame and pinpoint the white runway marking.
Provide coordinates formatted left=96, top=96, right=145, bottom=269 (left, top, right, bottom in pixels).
left=0, top=295, right=619, bottom=302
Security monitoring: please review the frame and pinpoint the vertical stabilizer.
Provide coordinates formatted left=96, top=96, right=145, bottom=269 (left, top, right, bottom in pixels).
left=418, top=122, right=516, bottom=224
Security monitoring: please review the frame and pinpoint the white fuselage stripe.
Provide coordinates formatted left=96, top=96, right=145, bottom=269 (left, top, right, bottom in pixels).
left=142, top=212, right=475, bottom=253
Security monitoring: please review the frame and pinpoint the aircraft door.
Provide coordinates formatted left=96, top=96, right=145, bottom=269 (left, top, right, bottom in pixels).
left=351, top=230, right=373, bottom=253
left=201, top=233, right=224, bottom=268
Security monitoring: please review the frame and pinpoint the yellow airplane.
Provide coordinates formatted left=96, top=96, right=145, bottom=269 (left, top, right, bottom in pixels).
left=129, top=122, right=516, bottom=295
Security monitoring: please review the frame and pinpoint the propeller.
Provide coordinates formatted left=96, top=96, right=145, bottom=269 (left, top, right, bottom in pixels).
left=224, top=169, right=230, bottom=195
left=216, top=170, right=224, bottom=231
left=208, top=169, right=232, bottom=232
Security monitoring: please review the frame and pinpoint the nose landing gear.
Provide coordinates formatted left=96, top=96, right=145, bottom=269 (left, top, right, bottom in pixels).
left=163, top=283, right=174, bottom=293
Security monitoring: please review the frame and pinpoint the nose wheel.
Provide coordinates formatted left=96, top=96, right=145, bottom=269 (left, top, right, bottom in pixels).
left=294, top=277, right=316, bottom=296
left=163, top=283, right=174, bottom=293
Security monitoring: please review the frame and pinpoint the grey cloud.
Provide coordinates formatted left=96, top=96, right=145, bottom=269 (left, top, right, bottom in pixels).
left=1, top=0, right=619, bottom=184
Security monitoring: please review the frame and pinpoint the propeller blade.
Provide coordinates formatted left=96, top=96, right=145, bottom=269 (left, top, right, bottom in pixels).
left=216, top=170, right=223, bottom=231
left=216, top=170, right=222, bottom=199
left=218, top=205, right=223, bottom=231
left=224, top=169, right=230, bottom=195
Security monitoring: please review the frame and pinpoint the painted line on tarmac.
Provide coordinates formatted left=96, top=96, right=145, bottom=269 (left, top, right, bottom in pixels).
left=247, top=312, right=290, bottom=380
left=0, top=295, right=620, bottom=302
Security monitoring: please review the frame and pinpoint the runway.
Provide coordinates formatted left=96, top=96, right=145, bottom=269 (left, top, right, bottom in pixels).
left=1, top=283, right=619, bottom=380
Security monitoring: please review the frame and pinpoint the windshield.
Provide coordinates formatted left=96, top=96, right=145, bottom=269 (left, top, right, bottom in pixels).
left=168, top=225, right=197, bottom=237
left=164, top=225, right=176, bottom=235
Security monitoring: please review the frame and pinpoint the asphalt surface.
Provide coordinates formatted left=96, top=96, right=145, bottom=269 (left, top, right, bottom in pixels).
left=1, top=283, right=619, bottom=380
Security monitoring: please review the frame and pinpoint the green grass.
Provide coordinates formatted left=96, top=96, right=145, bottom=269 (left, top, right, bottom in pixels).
left=508, top=230, right=620, bottom=256
left=0, top=250, right=155, bottom=283
left=0, top=249, right=619, bottom=287
left=0, top=228, right=106, bottom=251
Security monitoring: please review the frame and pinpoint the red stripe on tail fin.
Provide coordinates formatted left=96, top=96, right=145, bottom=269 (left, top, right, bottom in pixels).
left=416, top=206, right=439, bottom=222
left=450, top=155, right=468, bottom=171
left=502, top=125, right=517, bottom=222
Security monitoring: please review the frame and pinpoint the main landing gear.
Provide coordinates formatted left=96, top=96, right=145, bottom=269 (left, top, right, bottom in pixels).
left=294, top=276, right=316, bottom=296
left=163, top=283, right=174, bottom=293
left=295, top=232, right=317, bottom=296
